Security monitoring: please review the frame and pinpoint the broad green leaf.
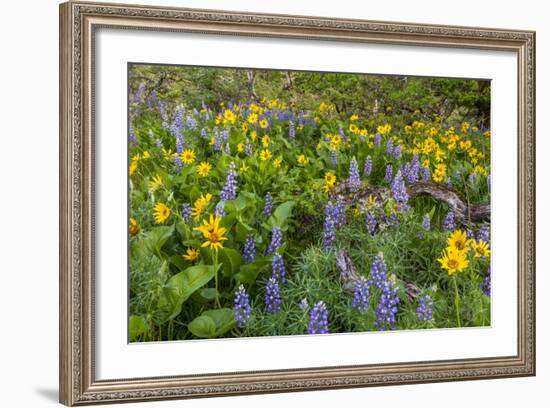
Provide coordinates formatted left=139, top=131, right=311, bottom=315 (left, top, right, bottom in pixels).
left=199, top=287, right=218, bottom=301
left=129, top=315, right=149, bottom=341
left=145, top=225, right=175, bottom=259
left=219, top=247, right=243, bottom=277
left=188, top=315, right=216, bottom=338
left=236, top=258, right=271, bottom=284
left=188, top=308, right=236, bottom=338
left=265, top=201, right=296, bottom=231
left=157, top=265, right=215, bottom=321
left=235, top=220, right=255, bottom=242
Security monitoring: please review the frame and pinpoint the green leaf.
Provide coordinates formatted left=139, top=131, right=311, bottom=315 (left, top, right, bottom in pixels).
left=199, top=287, right=218, bottom=301
left=188, top=316, right=216, bottom=338
left=236, top=258, right=271, bottom=284
left=129, top=315, right=149, bottom=341
left=235, top=220, right=255, bottom=242
left=145, top=225, right=175, bottom=258
left=157, top=265, right=215, bottom=321
left=188, top=308, right=236, bottom=338
left=266, top=201, right=296, bottom=231
left=219, top=247, right=243, bottom=277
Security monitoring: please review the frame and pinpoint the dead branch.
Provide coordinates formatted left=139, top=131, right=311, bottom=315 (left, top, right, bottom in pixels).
left=330, top=181, right=490, bottom=223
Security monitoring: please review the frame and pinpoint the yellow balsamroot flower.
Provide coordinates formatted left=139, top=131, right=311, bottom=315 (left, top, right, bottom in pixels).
left=447, top=230, right=471, bottom=253
left=183, top=247, right=200, bottom=261
left=240, top=162, right=250, bottom=173
left=197, top=162, right=211, bottom=177
left=435, top=149, right=446, bottom=163
left=461, top=121, right=471, bottom=132
left=261, top=135, right=270, bottom=147
left=459, top=140, right=472, bottom=151
left=191, top=193, right=212, bottom=219
left=247, top=113, right=258, bottom=124
left=367, top=194, right=377, bottom=209
left=377, top=123, right=392, bottom=135
left=404, top=125, right=412, bottom=133
left=142, top=151, right=150, bottom=159
left=241, top=123, right=249, bottom=132
left=237, top=143, right=245, bottom=153
left=223, top=109, right=236, bottom=124
left=297, top=154, right=309, bottom=165
left=129, top=160, right=138, bottom=176
left=471, top=239, right=491, bottom=258
left=194, top=214, right=228, bottom=252
left=349, top=123, right=360, bottom=134
left=259, top=119, right=269, bottom=129
left=181, top=149, right=196, bottom=165
left=129, top=217, right=140, bottom=236
left=260, top=149, right=272, bottom=161
left=273, top=158, right=282, bottom=169
left=148, top=175, right=163, bottom=193
left=350, top=114, right=359, bottom=121
left=153, top=202, right=171, bottom=224
left=422, top=159, right=430, bottom=168
left=162, top=148, right=175, bottom=161
left=438, top=247, right=470, bottom=276
left=324, top=171, right=336, bottom=192
left=319, top=101, right=335, bottom=113
left=250, top=130, right=257, bottom=142
left=209, top=136, right=216, bottom=146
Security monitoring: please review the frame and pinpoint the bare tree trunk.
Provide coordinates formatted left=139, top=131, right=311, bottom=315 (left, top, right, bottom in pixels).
left=246, top=70, right=259, bottom=101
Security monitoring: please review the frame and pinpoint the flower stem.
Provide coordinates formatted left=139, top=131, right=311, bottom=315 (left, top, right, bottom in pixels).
left=213, top=249, right=221, bottom=308
left=453, top=275, right=461, bottom=327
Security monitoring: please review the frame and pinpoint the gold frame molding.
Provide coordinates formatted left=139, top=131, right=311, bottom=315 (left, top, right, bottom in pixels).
left=59, top=1, right=536, bottom=405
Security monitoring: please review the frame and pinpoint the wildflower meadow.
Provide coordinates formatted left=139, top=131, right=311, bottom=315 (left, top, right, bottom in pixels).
left=128, top=65, right=491, bottom=341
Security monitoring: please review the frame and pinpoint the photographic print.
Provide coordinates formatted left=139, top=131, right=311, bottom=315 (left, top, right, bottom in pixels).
left=127, top=64, right=492, bottom=342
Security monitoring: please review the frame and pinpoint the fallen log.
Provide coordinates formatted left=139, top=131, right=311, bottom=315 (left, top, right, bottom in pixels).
left=330, top=180, right=490, bottom=223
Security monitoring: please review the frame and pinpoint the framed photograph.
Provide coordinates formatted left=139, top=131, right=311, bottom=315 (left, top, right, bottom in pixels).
left=59, top=1, right=535, bottom=405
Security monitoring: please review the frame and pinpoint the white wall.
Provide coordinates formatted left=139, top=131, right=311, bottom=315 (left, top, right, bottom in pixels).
left=0, top=0, right=546, bottom=407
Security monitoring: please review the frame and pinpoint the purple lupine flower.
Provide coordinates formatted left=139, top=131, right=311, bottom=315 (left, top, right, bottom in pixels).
left=234, top=285, right=251, bottom=328
left=129, top=125, right=138, bottom=146
left=155, top=138, right=163, bottom=149
left=267, top=226, right=283, bottom=255
left=242, top=235, right=256, bottom=264
left=385, top=138, right=394, bottom=156
left=263, top=192, right=273, bottom=216
left=391, top=171, right=410, bottom=212
left=365, top=212, right=377, bottom=235
left=468, top=173, right=477, bottom=184
left=352, top=277, right=372, bottom=313
left=384, top=164, right=393, bottom=184
left=175, top=137, right=184, bottom=154
left=220, top=162, right=238, bottom=201
left=422, top=166, right=431, bottom=181
left=446, top=179, right=453, bottom=189
left=271, top=254, right=287, bottom=284
left=477, top=223, right=491, bottom=243
left=132, top=82, right=145, bottom=104
left=265, top=278, right=282, bottom=313
left=171, top=106, right=184, bottom=141
left=215, top=201, right=226, bottom=218
left=339, top=127, right=347, bottom=142
left=288, top=122, right=296, bottom=139
left=416, top=295, right=433, bottom=322
left=181, top=203, right=192, bottom=223
left=443, top=211, right=456, bottom=231
left=375, top=280, right=400, bottom=331
left=297, top=298, right=309, bottom=310
left=371, top=255, right=388, bottom=289
left=422, top=214, right=431, bottom=231
left=404, top=154, right=421, bottom=184
left=480, top=267, right=491, bottom=296
left=466, top=228, right=474, bottom=241
left=245, top=142, right=253, bottom=156
left=334, top=196, right=346, bottom=226
left=393, top=145, right=402, bottom=159
left=200, top=127, right=209, bottom=140
left=388, top=212, right=399, bottom=228
left=330, top=150, right=338, bottom=166
left=363, top=155, right=372, bottom=177
left=186, top=115, right=198, bottom=130
left=159, top=100, right=169, bottom=130
left=374, top=132, right=382, bottom=148
left=322, top=206, right=337, bottom=250
left=173, top=156, right=183, bottom=172
left=348, top=158, right=361, bottom=192
left=308, top=301, right=329, bottom=334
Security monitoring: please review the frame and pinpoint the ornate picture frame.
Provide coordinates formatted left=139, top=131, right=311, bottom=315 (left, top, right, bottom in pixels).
left=59, top=1, right=535, bottom=405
